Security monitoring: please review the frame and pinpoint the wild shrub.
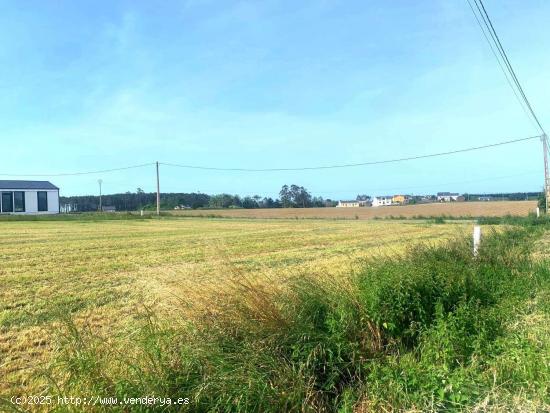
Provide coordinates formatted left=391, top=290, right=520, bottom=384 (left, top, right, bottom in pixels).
left=356, top=237, right=499, bottom=347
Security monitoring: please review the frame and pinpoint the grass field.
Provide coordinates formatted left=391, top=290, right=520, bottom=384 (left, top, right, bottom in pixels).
left=171, top=200, right=537, bottom=219
left=1, top=216, right=548, bottom=412
left=0, top=218, right=468, bottom=399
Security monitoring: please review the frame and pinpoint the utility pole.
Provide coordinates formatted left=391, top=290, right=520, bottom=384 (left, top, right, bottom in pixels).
left=98, top=179, right=103, bottom=212
left=156, top=161, right=160, bottom=216
left=543, top=134, right=550, bottom=213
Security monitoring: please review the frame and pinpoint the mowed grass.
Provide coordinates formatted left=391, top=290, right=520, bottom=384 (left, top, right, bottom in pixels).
left=170, top=200, right=537, bottom=219
left=0, top=218, right=467, bottom=397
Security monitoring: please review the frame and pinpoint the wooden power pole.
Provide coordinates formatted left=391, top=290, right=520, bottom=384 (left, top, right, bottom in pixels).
left=543, top=135, right=550, bottom=213
left=156, top=161, right=160, bottom=216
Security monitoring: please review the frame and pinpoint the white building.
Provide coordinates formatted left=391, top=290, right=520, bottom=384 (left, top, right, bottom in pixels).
left=437, top=192, right=460, bottom=202
left=372, top=196, right=393, bottom=207
left=337, top=200, right=360, bottom=208
left=336, top=200, right=371, bottom=208
left=0, top=180, right=59, bottom=214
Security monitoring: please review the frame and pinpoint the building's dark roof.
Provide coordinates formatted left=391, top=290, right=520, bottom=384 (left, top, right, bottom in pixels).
left=0, top=180, right=59, bottom=190
left=437, top=192, right=459, bottom=196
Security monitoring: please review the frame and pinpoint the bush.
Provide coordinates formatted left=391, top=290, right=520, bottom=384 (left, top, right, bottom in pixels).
left=357, top=239, right=496, bottom=347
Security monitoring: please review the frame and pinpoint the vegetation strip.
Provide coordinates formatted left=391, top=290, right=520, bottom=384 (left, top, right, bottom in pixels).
left=32, top=219, right=549, bottom=412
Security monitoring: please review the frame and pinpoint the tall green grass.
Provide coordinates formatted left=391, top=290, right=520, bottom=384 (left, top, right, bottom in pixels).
left=41, top=225, right=549, bottom=412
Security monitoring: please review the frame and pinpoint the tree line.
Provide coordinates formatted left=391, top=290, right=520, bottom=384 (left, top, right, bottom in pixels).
left=60, top=186, right=544, bottom=212
left=59, top=185, right=338, bottom=212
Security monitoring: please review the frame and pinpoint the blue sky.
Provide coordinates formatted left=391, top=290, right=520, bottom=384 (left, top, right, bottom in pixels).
left=1, top=0, right=549, bottom=198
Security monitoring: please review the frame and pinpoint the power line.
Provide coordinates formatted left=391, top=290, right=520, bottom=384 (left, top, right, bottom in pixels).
left=103, top=168, right=541, bottom=198
left=473, top=0, right=545, bottom=134
left=0, top=137, right=541, bottom=177
left=477, top=0, right=545, bottom=134
left=465, top=0, right=538, bottom=132
left=187, top=171, right=540, bottom=196
left=160, top=135, right=541, bottom=172
left=0, top=162, right=156, bottom=177
left=466, top=0, right=548, bottom=213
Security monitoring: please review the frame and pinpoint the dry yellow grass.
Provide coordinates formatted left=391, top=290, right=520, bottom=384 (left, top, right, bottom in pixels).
left=0, top=218, right=469, bottom=398
left=171, top=200, right=536, bottom=219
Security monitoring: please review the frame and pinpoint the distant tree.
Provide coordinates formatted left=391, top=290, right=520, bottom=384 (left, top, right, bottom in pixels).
left=291, top=185, right=312, bottom=208
left=297, top=186, right=312, bottom=208
left=280, top=184, right=312, bottom=208
left=312, top=196, right=325, bottom=207
left=60, top=192, right=210, bottom=211
left=279, top=185, right=292, bottom=208
left=260, top=197, right=281, bottom=208
left=61, top=186, right=334, bottom=212
left=242, top=196, right=259, bottom=209
left=133, top=188, right=144, bottom=208
left=289, top=185, right=300, bottom=202
left=232, top=195, right=242, bottom=208
left=208, top=194, right=243, bottom=208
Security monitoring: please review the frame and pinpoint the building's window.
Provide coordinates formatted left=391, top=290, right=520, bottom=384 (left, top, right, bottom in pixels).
left=14, top=191, right=25, bottom=212
left=2, top=192, right=13, bottom=213
left=37, top=191, right=48, bottom=211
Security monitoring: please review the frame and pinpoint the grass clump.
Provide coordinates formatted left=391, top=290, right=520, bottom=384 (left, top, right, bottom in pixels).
left=46, top=225, right=549, bottom=412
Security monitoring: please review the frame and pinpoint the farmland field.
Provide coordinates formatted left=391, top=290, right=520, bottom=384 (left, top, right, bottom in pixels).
left=0, top=218, right=468, bottom=399
left=171, top=200, right=536, bottom=219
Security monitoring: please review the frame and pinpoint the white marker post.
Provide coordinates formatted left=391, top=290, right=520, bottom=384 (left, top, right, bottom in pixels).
left=473, top=225, right=481, bottom=257
left=536, top=207, right=540, bottom=218
left=141, top=209, right=144, bottom=217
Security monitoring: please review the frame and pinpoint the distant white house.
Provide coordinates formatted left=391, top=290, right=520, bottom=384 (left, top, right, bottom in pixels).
left=337, top=199, right=372, bottom=208
left=372, top=196, right=393, bottom=207
left=0, top=180, right=59, bottom=214
left=437, top=192, right=462, bottom=202
left=337, top=200, right=360, bottom=208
